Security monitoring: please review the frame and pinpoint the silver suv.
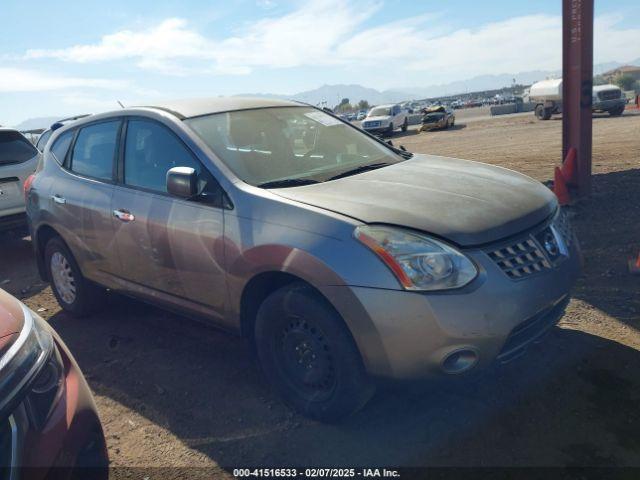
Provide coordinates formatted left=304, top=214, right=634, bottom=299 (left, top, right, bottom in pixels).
left=26, top=98, right=581, bottom=421
left=0, top=128, right=39, bottom=231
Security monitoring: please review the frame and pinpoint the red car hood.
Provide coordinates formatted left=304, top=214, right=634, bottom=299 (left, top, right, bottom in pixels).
left=0, top=289, right=25, bottom=355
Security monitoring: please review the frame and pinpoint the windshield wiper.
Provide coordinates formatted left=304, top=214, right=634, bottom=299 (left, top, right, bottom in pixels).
left=326, top=162, right=392, bottom=181
left=258, top=178, right=320, bottom=189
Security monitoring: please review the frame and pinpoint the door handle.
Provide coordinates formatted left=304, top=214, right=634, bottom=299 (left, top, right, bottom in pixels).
left=113, top=209, right=135, bottom=222
left=51, top=194, right=66, bottom=205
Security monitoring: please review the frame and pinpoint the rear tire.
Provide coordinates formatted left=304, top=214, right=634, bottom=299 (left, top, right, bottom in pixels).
left=45, top=237, right=105, bottom=317
left=255, top=283, right=375, bottom=422
left=535, top=104, right=552, bottom=120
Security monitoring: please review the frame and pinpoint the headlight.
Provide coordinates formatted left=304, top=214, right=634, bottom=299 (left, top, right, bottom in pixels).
left=355, top=225, right=478, bottom=291
left=0, top=303, right=60, bottom=424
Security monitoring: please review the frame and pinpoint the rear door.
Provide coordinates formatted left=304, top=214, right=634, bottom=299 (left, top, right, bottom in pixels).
left=111, top=117, right=227, bottom=319
left=49, top=120, right=121, bottom=283
left=0, top=131, right=39, bottom=218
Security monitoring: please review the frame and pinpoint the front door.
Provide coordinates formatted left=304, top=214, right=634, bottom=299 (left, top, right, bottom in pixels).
left=111, top=118, right=227, bottom=319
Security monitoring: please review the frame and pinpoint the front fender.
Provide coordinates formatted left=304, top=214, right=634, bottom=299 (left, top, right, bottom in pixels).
left=224, top=242, right=391, bottom=376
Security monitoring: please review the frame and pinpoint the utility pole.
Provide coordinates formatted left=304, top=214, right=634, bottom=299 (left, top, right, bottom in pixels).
left=562, top=0, right=594, bottom=197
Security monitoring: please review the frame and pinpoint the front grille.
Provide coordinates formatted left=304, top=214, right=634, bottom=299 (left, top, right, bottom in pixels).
left=363, top=121, right=380, bottom=128
left=487, top=209, right=574, bottom=280
left=497, top=296, right=569, bottom=363
left=597, top=89, right=621, bottom=100
left=488, top=238, right=551, bottom=279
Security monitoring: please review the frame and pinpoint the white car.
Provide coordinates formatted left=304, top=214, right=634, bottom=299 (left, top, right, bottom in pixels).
left=0, top=128, right=39, bottom=231
left=361, top=104, right=408, bottom=136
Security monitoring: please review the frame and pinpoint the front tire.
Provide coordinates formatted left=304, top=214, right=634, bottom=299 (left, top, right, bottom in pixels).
left=45, top=237, right=105, bottom=317
left=255, top=283, right=374, bottom=422
left=401, top=118, right=408, bottom=132
left=608, top=106, right=624, bottom=116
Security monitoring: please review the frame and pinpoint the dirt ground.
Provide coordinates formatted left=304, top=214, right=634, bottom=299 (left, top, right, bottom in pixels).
left=1, top=110, right=640, bottom=474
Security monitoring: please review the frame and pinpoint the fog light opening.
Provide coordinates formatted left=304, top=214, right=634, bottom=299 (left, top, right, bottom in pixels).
left=441, top=349, right=478, bottom=374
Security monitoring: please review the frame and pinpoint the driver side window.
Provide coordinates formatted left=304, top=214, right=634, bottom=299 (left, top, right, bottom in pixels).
left=124, top=119, right=201, bottom=193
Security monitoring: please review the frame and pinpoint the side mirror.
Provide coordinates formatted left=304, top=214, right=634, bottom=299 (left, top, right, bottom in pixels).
left=167, top=166, right=197, bottom=198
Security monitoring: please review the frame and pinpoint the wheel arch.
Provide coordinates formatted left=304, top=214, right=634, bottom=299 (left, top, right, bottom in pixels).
left=33, top=223, right=63, bottom=281
left=236, top=267, right=391, bottom=378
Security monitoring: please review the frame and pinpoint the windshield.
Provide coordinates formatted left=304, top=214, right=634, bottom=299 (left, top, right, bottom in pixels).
left=368, top=107, right=391, bottom=117
left=0, top=131, right=38, bottom=165
left=425, top=113, right=445, bottom=121
left=185, top=107, right=403, bottom=187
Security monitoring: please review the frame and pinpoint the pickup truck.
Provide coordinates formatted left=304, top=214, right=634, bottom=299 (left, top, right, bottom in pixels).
left=361, top=104, right=408, bottom=136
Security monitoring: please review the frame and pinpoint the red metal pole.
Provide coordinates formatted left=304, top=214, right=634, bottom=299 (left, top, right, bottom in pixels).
left=562, top=0, right=594, bottom=197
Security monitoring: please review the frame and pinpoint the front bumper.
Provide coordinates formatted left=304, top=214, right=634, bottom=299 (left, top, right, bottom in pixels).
left=593, top=98, right=625, bottom=111
left=362, top=124, right=392, bottom=134
left=419, top=122, right=444, bottom=131
left=325, top=222, right=582, bottom=380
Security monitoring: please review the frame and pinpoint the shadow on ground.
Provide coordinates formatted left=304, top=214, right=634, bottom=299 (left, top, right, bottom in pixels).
left=570, top=168, right=640, bottom=330
left=0, top=229, right=48, bottom=298
left=47, top=299, right=640, bottom=468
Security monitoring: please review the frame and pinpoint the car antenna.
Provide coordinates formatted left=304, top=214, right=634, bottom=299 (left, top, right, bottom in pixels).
left=117, top=100, right=125, bottom=109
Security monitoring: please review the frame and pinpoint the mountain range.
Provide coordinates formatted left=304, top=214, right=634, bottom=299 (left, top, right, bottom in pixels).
left=277, top=59, right=640, bottom=107
left=12, top=58, right=639, bottom=129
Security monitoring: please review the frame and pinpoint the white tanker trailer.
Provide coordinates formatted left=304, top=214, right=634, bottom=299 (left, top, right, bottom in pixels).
left=529, top=78, right=626, bottom=120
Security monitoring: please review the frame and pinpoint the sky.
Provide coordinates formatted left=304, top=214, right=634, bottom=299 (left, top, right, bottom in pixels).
left=1, top=0, right=640, bottom=126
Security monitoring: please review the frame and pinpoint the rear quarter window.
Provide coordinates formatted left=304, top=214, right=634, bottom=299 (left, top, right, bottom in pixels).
left=50, top=130, right=74, bottom=165
left=0, top=131, right=38, bottom=165
left=70, top=121, right=120, bottom=180
left=36, top=130, right=52, bottom=151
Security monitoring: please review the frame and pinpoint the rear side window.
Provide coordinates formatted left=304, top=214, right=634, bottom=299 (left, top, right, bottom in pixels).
left=0, top=131, right=38, bottom=165
left=70, top=121, right=120, bottom=180
left=123, top=119, right=200, bottom=193
left=50, top=131, right=74, bottom=165
left=36, top=130, right=53, bottom=151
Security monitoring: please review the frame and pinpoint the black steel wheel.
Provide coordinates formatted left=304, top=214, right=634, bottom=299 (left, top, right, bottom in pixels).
left=255, top=283, right=374, bottom=422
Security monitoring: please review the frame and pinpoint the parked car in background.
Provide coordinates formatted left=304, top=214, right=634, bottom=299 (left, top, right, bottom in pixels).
left=35, top=115, right=91, bottom=153
left=20, top=129, right=44, bottom=147
left=0, top=289, right=108, bottom=478
left=418, top=106, right=456, bottom=132
left=27, top=97, right=580, bottom=421
left=0, top=129, right=39, bottom=231
left=361, top=104, right=408, bottom=136
left=356, top=111, right=367, bottom=121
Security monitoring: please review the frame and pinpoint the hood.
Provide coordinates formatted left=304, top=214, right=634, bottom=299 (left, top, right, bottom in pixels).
left=364, top=116, right=391, bottom=122
left=272, top=155, right=557, bottom=246
left=593, top=84, right=620, bottom=93
left=0, top=289, right=25, bottom=355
